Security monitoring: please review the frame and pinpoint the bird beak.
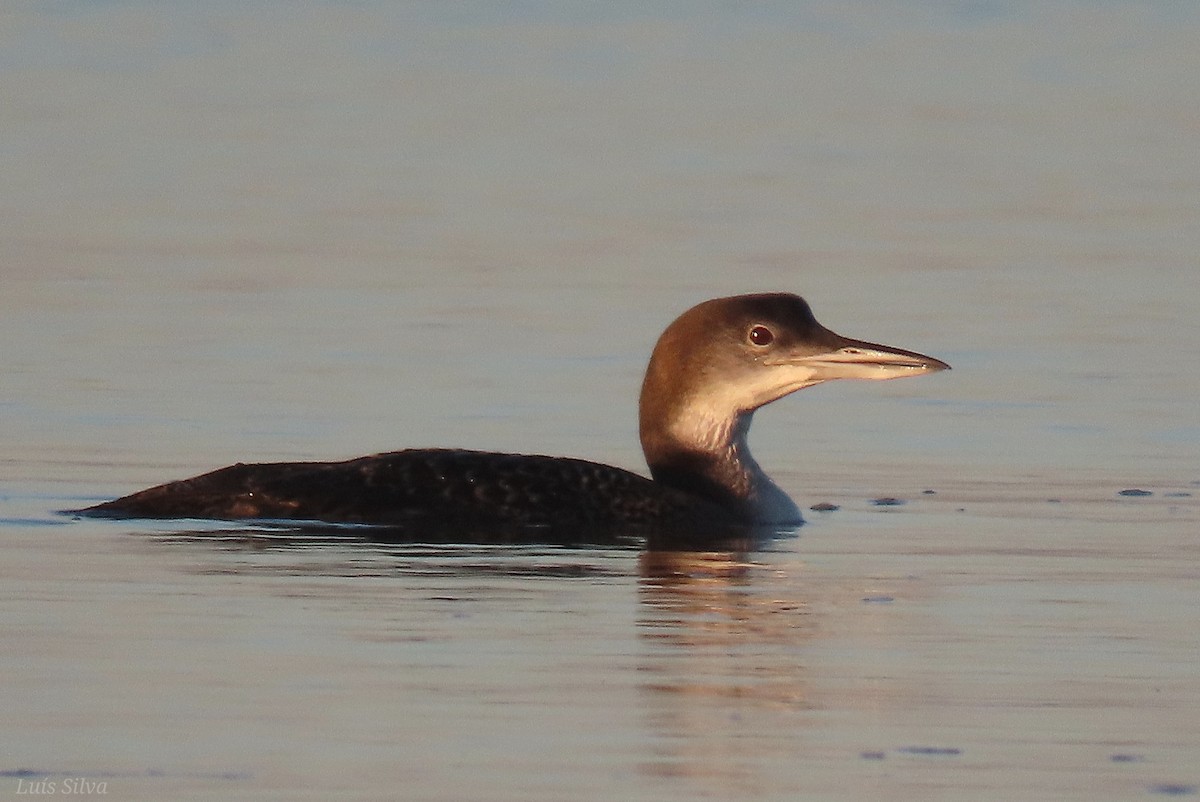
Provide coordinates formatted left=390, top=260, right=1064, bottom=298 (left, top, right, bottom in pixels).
left=784, top=333, right=950, bottom=382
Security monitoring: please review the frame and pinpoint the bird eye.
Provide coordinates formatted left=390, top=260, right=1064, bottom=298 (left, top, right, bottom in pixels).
left=748, top=325, right=774, bottom=346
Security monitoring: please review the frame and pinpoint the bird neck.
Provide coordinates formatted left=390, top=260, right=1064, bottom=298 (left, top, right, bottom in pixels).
left=639, top=403, right=801, bottom=525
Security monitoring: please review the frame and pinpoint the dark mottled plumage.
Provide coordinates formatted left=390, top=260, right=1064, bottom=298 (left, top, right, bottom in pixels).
left=83, top=449, right=730, bottom=533
left=77, top=293, right=949, bottom=543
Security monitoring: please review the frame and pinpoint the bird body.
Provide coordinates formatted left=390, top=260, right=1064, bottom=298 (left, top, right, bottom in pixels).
left=78, top=293, right=949, bottom=541
left=83, top=449, right=730, bottom=533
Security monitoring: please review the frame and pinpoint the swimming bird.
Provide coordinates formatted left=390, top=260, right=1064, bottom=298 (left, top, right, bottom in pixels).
left=78, top=294, right=948, bottom=540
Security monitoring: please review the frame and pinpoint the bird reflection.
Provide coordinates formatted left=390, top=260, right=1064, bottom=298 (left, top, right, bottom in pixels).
left=126, top=521, right=822, bottom=793
left=636, top=549, right=817, bottom=791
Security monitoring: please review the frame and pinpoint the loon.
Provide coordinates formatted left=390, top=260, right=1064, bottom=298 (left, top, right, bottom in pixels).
left=78, top=293, right=948, bottom=538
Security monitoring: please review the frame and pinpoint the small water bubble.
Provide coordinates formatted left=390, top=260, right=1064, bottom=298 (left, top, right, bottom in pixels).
left=897, top=746, right=961, bottom=756
left=1149, top=783, right=1197, bottom=796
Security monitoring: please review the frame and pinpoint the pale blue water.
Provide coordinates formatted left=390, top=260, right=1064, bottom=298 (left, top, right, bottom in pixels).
left=2, top=3, right=1198, bottom=800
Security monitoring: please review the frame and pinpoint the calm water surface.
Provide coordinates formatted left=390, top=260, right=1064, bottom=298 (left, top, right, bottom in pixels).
left=2, top=4, right=1198, bottom=800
